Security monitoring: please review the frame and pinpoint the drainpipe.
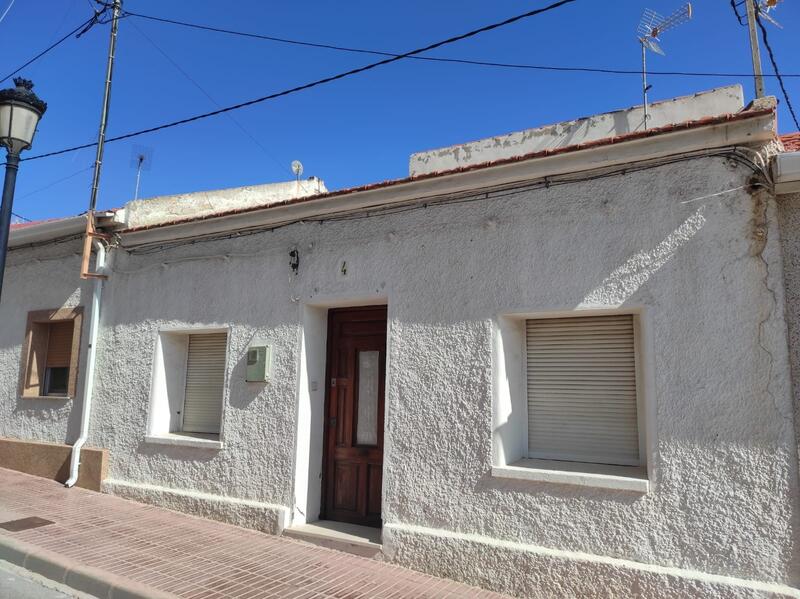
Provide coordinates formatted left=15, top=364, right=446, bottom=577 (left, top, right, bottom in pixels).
left=65, top=240, right=107, bottom=488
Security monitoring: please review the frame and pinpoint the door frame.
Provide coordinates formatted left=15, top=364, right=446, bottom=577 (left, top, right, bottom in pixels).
left=319, top=305, right=388, bottom=525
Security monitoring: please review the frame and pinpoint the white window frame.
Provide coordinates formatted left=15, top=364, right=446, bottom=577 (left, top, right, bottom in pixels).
left=145, top=325, right=230, bottom=448
left=523, top=310, right=646, bottom=467
left=491, top=307, right=652, bottom=491
left=180, top=331, right=230, bottom=435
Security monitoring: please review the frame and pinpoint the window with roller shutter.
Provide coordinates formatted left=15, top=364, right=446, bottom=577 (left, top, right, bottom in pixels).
left=20, top=308, right=83, bottom=399
left=43, top=321, right=74, bottom=395
left=525, top=313, right=642, bottom=466
left=180, top=332, right=228, bottom=435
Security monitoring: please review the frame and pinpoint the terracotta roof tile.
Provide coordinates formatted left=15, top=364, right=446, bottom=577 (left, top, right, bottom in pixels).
left=10, top=217, right=66, bottom=230
left=781, top=133, right=800, bottom=151
left=122, top=107, right=776, bottom=234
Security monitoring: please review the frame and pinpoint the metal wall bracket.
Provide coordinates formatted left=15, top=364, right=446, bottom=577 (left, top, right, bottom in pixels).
left=80, top=210, right=111, bottom=280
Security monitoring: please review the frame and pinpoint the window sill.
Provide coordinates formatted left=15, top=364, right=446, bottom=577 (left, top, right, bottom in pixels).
left=144, top=433, right=223, bottom=450
left=20, top=395, right=72, bottom=401
left=492, top=458, right=649, bottom=493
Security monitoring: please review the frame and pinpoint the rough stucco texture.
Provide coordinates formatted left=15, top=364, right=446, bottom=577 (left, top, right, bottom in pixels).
left=777, top=191, right=800, bottom=567
left=0, top=241, right=93, bottom=445
left=1, top=156, right=798, bottom=597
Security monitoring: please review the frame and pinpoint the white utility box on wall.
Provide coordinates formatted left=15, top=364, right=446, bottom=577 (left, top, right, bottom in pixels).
left=246, top=345, right=272, bottom=382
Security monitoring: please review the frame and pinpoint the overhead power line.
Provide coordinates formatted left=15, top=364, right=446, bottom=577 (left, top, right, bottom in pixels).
left=755, top=12, right=800, bottom=130
left=730, top=0, right=747, bottom=26
left=129, top=19, right=309, bottom=189
left=0, top=7, right=110, bottom=85
left=18, top=164, right=93, bottom=200
left=23, top=0, right=580, bottom=162
left=125, top=9, right=800, bottom=79
left=0, top=0, right=16, bottom=25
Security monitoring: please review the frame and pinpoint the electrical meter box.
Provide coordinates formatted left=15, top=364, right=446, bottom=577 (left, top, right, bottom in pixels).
left=246, top=345, right=272, bottom=382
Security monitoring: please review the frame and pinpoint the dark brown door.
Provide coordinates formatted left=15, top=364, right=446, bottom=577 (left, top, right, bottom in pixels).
left=322, top=306, right=387, bottom=528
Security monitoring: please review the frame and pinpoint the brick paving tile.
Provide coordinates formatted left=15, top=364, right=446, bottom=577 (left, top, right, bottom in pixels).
left=0, top=468, right=510, bottom=598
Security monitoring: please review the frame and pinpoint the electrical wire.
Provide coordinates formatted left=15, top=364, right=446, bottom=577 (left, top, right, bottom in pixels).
left=22, top=0, right=582, bottom=162
left=17, top=164, right=93, bottom=199
left=125, top=9, right=800, bottom=79
left=7, top=232, right=84, bottom=252
left=0, top=7, right=110, bottom=85
left=129, top=20, right=312, bottom=193
left=0, top=0, right=15, bottom=25
left=755, top=11, right=800, bottom=130
left=11, top=211, right=30, bottom=222
left=119, top=147, right=767, bottom=257
left=730, top=0, right=747, bottom=26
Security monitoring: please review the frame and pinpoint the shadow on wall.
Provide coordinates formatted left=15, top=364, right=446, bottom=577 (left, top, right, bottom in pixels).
left=10, top=286, right=92, bottom=446
left=134, top=440, right=220, bottom=463
left=227, top=333, right=273, bottom=411
left=473, top=472, right=645, bottom=506
left=578, top=207, right=707, bottom=309
left=487, top=205, right=710, bottom=503
left=12, top=398, right=82, bottom=444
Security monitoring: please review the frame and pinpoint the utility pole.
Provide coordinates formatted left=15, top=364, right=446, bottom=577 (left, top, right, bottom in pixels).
left=641, top=42, right=650, bottom=130
left=745, top=0, right=765, bottom=98
left=81, top=0, right=120, bottom=279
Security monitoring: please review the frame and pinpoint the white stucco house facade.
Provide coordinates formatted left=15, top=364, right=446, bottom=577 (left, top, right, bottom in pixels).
left=3, top=85, right=800, bottom=597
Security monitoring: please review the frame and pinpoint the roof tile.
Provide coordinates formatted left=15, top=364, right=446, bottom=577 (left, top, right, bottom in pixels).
left=781, top=133, right=800, bottom=151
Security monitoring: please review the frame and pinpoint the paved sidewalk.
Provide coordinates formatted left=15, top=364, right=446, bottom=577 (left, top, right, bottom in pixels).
left=0, top=469, right=506, bottom=599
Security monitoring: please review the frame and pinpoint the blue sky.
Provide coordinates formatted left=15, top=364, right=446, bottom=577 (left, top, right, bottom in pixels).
left=3, top=0, right=799, bottom=222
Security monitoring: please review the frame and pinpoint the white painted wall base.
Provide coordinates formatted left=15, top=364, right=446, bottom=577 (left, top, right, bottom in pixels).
left=102, top=479, right=290, bottom=534
left=382, top=523, right=800, bottom=599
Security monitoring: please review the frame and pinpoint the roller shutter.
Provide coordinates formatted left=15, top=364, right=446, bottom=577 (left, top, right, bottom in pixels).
left=45, top=321, right=74, bottom=368
left=526, top=314, right=640, bottom=466
left=182, top=333, right=227, bottom=434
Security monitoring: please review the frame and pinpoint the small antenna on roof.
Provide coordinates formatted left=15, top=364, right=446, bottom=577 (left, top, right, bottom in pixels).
left=637, top=2, right=692, bottom=130
left=129, top=145, right=154, bottom=200
left=291, top=160, right=304, bottom=183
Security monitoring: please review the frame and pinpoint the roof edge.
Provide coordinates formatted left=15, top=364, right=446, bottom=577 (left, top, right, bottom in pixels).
left=8, top=215, right=87, bottom=248
left=120, top=106, right=775, bottom=236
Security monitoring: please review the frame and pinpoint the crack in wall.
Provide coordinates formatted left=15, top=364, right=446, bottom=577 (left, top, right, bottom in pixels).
left=751, top=186, right=792, bottom=423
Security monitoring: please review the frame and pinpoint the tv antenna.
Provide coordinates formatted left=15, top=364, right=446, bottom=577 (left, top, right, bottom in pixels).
left=291, top=160, right=304, bottom=183
left=637, top=2, right=692, bottom=129
left=755, top=0, right=783, bottom=28
left=129, top=145, right=154, bottom=200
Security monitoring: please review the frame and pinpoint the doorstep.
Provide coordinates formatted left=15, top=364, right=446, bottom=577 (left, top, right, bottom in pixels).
left=283, top=520, right=382, bottom=558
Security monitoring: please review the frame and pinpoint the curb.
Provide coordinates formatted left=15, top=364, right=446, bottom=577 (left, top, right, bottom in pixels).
left=0, top=532, right=177, bottom=599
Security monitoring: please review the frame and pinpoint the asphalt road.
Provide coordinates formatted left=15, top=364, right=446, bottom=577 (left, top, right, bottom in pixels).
left=0, top=561, right=88, bottom=599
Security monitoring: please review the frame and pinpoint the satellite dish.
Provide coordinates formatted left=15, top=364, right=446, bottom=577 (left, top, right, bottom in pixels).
left=291, top=160, right=304, bottom=178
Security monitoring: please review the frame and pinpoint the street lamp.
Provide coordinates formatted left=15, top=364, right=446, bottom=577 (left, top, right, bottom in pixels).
left=0, top=77, right=47, bottom=302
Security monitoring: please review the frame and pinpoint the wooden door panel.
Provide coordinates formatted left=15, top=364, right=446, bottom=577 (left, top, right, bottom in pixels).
left=367, top=464, right=382, bottom=518
left=333, top=462, right=359, bottom=513
left=323, top=306, right=387, bottom=528
left=341, top=321, right=386, bottom=336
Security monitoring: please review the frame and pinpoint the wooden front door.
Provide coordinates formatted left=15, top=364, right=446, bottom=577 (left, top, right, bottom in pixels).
left=322, top=306, right=387, bottom=528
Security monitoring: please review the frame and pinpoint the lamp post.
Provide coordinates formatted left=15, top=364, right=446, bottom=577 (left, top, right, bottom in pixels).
left=0, top=77, right=47, bottom=303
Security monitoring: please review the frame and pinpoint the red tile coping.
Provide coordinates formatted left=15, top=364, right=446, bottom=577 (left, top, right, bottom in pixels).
left=782, top=133, right=800, bottom=152
left=15, top=108, right=777, bottom=239
left=0, top=468, right=508, bottom=598
left=119, top=107, right=775, bottom=234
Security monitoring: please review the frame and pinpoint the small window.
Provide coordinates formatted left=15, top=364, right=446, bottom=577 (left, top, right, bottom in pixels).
left=526, top=313, right=641, bottom=466
left=21, top=308, right=83, bottom=398
left=181, top=332, right=228, bottom=435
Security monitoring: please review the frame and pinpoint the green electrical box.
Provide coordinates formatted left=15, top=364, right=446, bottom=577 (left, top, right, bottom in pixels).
left=246, top=345, right=271, bottom=382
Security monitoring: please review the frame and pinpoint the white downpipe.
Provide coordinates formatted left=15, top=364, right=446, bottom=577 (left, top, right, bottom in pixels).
left=65, top=241, right=107, bottom=488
